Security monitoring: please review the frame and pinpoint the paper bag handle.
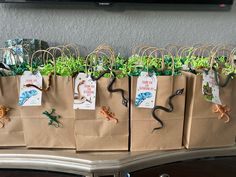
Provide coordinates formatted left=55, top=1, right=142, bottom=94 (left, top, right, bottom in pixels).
left=149, top=48, right=175, bottom=76
left=85, top=44, right=115, bottom=75
left=210, top=49, right=232, bottom=88
left=86, top=45, right=129, bottom=107
left=132, top=45, right=153, bottom=56
left=27, top=50, right=56, bottom=92
left=60, top=43, right=81, bottom=59
left=165, top=44, right=180, bottom=56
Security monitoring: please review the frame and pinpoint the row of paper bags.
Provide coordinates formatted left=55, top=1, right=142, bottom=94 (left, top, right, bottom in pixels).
left=0, top=71, right=235, bottom=151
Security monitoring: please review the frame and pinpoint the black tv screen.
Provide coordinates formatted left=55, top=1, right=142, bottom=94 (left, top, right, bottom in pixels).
left=0, top=0, right=233, bottom=5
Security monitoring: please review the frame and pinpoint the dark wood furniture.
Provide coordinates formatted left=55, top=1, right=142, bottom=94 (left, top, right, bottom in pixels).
left=1, top=147, right=236, bottom=177
left=131, top=156, right=236, bottom=177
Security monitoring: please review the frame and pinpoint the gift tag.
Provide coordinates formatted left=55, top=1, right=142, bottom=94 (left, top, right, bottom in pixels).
left=202, top=70, right=222, bottom=105
left=182, top=64, right=189, bottom=71
left=74, top=73, right=97, bottom=110
left=135, top=72, right=157, bottom=109
left=19, top=71, right=42, bottom=106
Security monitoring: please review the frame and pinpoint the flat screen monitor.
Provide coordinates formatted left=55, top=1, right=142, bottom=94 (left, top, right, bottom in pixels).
left=0, top=0, right=233, bottom=5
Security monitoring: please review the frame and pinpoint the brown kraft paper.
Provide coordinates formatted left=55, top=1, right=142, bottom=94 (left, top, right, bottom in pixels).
left=183, top=71, right=236, bottom=149
left=131, top=75, right=186, bottom=151
left=0, top=76, right=25, bottom=147
left=20, top=76, right=76, bottom=149
left=74, top=77, right=129, bottom=151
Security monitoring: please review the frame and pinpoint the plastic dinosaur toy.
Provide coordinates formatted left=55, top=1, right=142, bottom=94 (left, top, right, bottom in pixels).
left=212, top=104, right=230, bottom=123
left=100, top=106, right=118, bottom=123
left=42, top=108, right=62, bottom=128
left=0, top=105, right=10, bottom=128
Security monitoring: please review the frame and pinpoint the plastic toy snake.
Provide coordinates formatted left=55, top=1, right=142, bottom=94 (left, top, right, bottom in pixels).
left=152, top=88, right=184, bottom=132
left=74, top=80, right=92, bottom=104
left=0, top=105, right=10, bottom=128
left=91, top=70, right=128, bottom=107
left=212, top=104, right=230, bottom=123
left=212, top=67, right=235, bottom=88
left=25, top=72, right=53, bottom=92
left=42, top=109, right=62, bottom=128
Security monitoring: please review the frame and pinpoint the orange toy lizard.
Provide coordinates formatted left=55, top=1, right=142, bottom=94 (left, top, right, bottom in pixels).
left=212, top=104, right=230, bottom=123
left=0, top=105, right=10, bottom=128
left=100, top=106, right=118, bottom=123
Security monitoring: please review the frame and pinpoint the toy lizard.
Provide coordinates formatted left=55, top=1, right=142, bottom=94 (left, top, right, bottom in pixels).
left=100, top=106, right=118, bottom=123
left=0, top=105, right=10, bottom=128
left=42, top=108, right=62, bottom=128
left=212, top=104, right=230, bottom=123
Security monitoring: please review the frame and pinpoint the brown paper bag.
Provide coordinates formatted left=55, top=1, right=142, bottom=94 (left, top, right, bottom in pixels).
left=131, top=75, right=186, bottom=151
left=0, top=76, right=25, bottom=147
left=130, top=47, right=187, bottom=151
left=74, top=45, right=129, bottom=151
left=183, top=71, right=236, bottom=149
left=20, top=49, right=75, bottom=149
left=74, top=77, right=129, bottom=151
left=20, top=76, right=76, bottom=149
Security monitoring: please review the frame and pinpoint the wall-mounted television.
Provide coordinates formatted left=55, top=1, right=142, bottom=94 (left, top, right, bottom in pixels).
left=0, top=0, right=234, bottom=5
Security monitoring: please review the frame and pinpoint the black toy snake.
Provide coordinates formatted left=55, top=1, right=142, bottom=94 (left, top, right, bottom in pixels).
left=212, top=67, right=235, bottom=88
left=91, top=70, right=128, bottom=107
left=152, top=88, right=184, bottom=132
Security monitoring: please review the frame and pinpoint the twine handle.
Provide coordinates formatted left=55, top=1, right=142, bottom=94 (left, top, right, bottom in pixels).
left=149, top=48, right=175, bottom=76
left=46, top=47, right=64, bottom=63
left=85, top=44, right=115, bottom=74
left=60, top=43, right=80, bottom=58
left=141, top=46, right=158, bottom=57
left=31, top=50, right=56, bottom=75
left=165, top=44, right=180, bottom=56
left=28, top=50, right=56, bottom=92
left=146, top=47, right=165, bottom=72
left=229, top=47, right=236, bottom=66
left=132, top=45, right=153, bottom=56
left=210, top=49, right=231, bottom=69
left=178, top=46, right=193, bottom=58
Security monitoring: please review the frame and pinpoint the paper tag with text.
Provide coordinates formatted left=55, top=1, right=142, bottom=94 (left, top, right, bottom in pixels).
left=19, top=71, right=42, bottom=106
left=202, top=70, right=222, bottom=105
left=135, top=72, right=157, bottom=109
left=74, top=73, right=97, bottom=110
